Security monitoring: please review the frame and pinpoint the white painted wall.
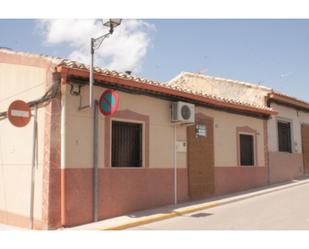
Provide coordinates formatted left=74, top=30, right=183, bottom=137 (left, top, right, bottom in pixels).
left=0, top=63, right=47, bottom=220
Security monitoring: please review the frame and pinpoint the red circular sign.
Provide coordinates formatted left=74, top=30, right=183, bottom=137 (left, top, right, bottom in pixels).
left=99, top=89, right=119, bottom=116
left=8, top=100, right=31, bottom=127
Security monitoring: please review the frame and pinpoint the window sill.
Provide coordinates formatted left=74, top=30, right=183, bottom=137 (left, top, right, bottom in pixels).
left=110, top=166, right=145, bottom=169
left=278, top=151, right=293, bottom=154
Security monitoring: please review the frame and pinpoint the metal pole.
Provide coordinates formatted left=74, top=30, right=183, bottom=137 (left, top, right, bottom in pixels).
left=93, top=100, right=99, bottom=222
left=29, top=105, right=37, bottom=229
left=174, top=124, right=177, bottom=205
left=89, top=38, right=94, bottom=109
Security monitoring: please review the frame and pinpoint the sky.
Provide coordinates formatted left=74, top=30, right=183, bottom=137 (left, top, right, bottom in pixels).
left=0, top=19, right=309, bottom=101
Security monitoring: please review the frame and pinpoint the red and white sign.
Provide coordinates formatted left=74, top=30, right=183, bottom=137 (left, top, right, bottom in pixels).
left=8, top=100, right=31, bottom=127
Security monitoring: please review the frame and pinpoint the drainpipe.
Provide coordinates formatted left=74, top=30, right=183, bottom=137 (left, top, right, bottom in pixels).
left=174, top=124, right=177, bottom=205
left=29, top=105, right=38, bottom=229
left=60, top=84, right=66, bottom=226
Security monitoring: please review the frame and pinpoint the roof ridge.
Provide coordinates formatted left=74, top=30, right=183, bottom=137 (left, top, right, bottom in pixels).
left=170, top=71, right=272, bottom=91
left=165, top=82, right=270, bottom=110
left=165, top=83, right=272, bottom=111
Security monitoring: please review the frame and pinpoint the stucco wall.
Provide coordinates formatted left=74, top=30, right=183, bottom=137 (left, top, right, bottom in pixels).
left=63, top=85, right=187, bottom=169
left=267, top=103, right=304, bottom=183
left=299, top=111, right=309, bottom=126
left=0, top=63, right=47, bottom=222
left=62, top=80, right=269, bottom=226
left=64, top=76, right=268, bottom=170
left=268, top=103, right=302, bottom=153
left=61, top=84, right=189, bottom=226
left=196, top=106, right=266, bottom=167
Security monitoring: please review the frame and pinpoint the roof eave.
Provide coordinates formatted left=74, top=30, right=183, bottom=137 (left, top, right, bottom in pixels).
left=268, top=92, right=309, bottom=112
left=57, top=65, right=276, bottom=117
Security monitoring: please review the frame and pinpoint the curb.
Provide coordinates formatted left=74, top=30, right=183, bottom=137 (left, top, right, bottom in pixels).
left=217, top=178, right=309, bottom=207
left=99, top=178, right=309, bottom=230
left=100, top=202, right=218, bottom=230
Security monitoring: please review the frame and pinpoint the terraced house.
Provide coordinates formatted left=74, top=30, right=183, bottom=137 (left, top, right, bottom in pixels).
left=169, top=72, right=309, bottom=184
left=0, top=48, right=308, bottom=229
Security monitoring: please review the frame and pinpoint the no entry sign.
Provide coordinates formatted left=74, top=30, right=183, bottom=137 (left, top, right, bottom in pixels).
left=8, top=100, right=31, bottom=127
left=99, top=89, right=119, bottom=116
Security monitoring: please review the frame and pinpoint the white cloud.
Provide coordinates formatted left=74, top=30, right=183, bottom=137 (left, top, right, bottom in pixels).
left=37, top=19, right=156, bottom=72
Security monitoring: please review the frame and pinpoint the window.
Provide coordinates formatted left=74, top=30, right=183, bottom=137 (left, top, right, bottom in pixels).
left=112, top=121, right=142, bottom=167
left=240, top=134, right=254, bottom=166
left=278, top=121, right=292, bottom=153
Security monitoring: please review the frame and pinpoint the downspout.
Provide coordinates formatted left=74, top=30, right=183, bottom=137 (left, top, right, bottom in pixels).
left=174, top=124, right=178, bottom=205
left=29, top=105, right=38, bottom=229
left=60, top=83, right=66, bottom=226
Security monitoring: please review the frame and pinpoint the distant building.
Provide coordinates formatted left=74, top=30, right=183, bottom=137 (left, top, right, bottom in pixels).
left=0, top=49, right=307, bottom=229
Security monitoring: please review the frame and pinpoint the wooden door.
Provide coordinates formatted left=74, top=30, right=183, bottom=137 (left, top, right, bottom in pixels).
left=187, top=114, right=215, bottom=199
left=301, top=124, right=309, bottom=174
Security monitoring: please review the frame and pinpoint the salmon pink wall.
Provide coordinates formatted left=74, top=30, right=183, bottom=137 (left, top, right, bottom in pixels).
left=61, top=168, right=188, bottom=227
left=269, top=152, right=303, bottom=183
left=214, top=167, right=268, bottom=195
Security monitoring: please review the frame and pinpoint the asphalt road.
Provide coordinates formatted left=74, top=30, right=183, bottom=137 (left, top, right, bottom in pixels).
left=131, top=183, right=309, bottom=230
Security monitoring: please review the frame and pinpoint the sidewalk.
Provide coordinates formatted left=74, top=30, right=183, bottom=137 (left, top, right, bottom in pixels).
left=0, top=223, right=25, bottom=230
left=66, top=176, right=309, bottom=231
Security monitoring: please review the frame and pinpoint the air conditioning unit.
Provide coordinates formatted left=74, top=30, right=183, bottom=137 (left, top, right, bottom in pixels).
left=171, top=101, right=195, bottom=123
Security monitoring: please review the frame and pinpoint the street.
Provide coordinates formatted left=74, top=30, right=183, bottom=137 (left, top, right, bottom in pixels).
left=130, top=183, right=309, bottom=230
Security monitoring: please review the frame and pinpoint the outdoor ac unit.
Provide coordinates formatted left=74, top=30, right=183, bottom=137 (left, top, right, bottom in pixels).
left=171, top=101, right=195, bottom=123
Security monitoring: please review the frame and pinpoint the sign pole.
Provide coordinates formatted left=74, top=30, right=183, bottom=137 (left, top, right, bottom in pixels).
left=93, top=100, right=99, bottom=222
left=29, top=105, right=37, bottom=229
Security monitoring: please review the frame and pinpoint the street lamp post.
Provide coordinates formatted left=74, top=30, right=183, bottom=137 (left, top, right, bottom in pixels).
left=80, top=18, right=122, bottom=110
left=82, top=19, right=121, bottom=222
